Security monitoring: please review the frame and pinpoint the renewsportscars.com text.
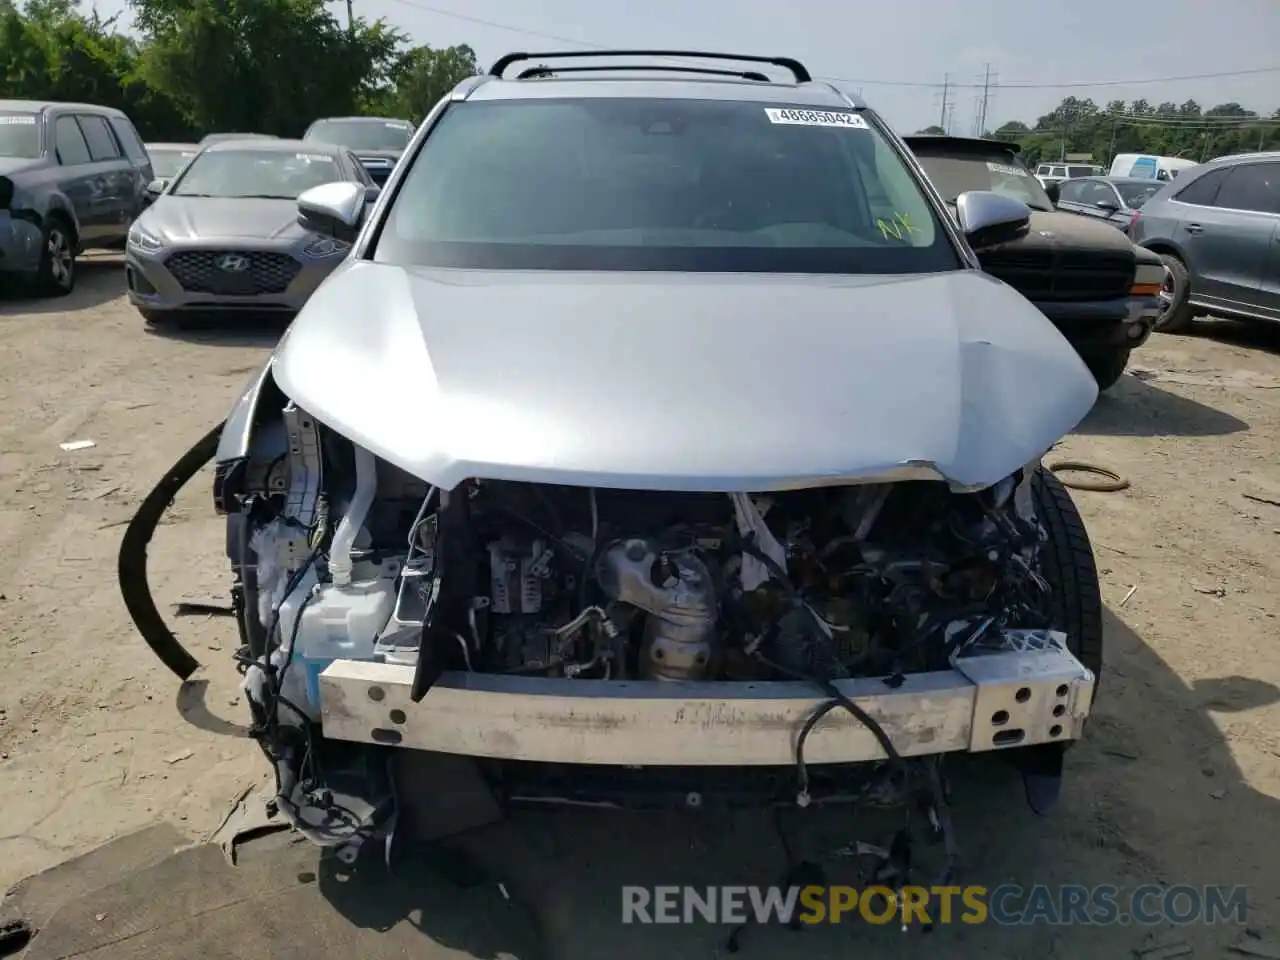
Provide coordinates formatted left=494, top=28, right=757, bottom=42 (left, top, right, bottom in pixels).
left=621, top=884, right=1249, bottom=927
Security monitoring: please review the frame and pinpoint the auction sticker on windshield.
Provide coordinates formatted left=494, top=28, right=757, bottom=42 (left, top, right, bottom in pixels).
left=296, top=153, right=333, bottom=163
left=765, top=108, right=868, bottom=129
left=986, top=161, right=1029, bottom=178
left=0, top=116, right=37, bottom=124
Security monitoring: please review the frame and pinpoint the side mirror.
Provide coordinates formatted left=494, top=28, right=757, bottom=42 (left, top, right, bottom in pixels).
left=364, top=183, right=381, bottom=204
left=955, top=190, right=1032, bottom=251
left=145, top=179, right=166, bottom=197
left=297, top=181, right=366, bottom=243
left=1095, top=199, right=1119, bottom=212
left=1042, top=181, right=1061, bottom=204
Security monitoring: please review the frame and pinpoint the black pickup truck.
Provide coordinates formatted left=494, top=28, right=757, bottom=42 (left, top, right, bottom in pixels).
left=904, top=135, right=1164, bottom=390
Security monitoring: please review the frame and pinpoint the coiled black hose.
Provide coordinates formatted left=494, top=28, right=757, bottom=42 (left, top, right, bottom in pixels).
left=117, top=422, right=225, bottom=681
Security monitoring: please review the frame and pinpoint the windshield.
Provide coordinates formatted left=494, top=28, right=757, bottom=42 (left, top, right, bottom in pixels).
left=912, top=152, right=1053, bottom=212
left=149, top=148, right=197, bottom=179
left=170, top=149, right=343, bottom=199
left=375, top=99, right=956, bottom=274
left=306, top=119, right=413, bottom=152
left=0, top=112, right=41, bottom=159
left=1114, top=181, right=1163, bottom=208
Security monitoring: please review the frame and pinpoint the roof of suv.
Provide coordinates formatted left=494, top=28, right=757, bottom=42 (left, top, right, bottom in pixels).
left=309, top=116, right=411, bottom=124
left=453, top=50, right=866, bottom=109
left=0, top=99, right=128, bottom=117
left=1205, top=150, right=1280, bottom=166
left=903, top=134, right=1022, bottom=155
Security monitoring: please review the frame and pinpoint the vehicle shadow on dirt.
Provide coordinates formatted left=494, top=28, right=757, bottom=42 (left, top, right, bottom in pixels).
left=1186, top=318, right=1280, bottom=357
left=0, top=255, right=125, bottom=316
left=308, top=609, right=1280, bottom=960
left=144, top=312, right=291, bottom=348
left=1075, top=373, right=1248, bottom=438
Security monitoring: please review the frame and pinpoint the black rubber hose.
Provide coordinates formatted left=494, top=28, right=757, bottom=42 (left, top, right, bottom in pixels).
left=117, top=422, right=225, bottom=681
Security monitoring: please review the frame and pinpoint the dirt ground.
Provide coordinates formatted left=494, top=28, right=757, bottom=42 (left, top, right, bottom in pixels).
left=1, top=253, right=1279, bottom=958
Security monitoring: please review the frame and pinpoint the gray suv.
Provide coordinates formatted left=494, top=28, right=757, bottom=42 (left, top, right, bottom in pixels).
left=0, top=99, right=154, bottom=295
left=1129, top=152, right=1280, bottom=331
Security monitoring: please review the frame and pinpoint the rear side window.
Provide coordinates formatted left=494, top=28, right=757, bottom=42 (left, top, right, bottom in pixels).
left=1212, top=163, right=1280, bottom=215
left=1066, top=165, right=1094, bottom=179
left=53, top=115, right=92, bottom=165
left=1174, top=167, right=1230, bottom=207
left=77, top=115, right=121, bottom=161
left=376, top=98, right=957, bottom=275
left=1058, top=180, right=1087, bottom=202
left=108, top=116, right=148, bottom=162
left=0, top=112, right=41, bottom=159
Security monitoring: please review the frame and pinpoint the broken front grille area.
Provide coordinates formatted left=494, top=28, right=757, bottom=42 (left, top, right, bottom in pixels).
left=164, top=250, right=302, bottom=295
left=981, top=251, right=1134, bottom=302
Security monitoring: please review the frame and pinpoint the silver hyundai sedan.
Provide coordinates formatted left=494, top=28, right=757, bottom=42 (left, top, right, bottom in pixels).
left=125, top=138, right=378, bottom=324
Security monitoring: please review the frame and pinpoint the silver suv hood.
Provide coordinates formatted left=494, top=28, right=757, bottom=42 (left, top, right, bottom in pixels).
left=272, top=263, right=1097, bottom=492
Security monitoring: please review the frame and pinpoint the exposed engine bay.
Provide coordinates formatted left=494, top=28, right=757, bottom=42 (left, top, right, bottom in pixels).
left=237, top=405, right=1053, bottom=707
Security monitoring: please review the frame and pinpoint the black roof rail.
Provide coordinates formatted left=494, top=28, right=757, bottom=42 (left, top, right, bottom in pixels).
left=518, top=64, right=771, bottom=82
left=491, top=50, right=811, bottom=83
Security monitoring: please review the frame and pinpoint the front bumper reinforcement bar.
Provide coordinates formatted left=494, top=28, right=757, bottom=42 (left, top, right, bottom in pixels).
left=318, top=631, right=1095, bottom=766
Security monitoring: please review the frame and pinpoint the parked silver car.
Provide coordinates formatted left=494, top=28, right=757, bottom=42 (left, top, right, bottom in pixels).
left=125, top=51, right=1106, bottom=866
left=1055, top=176, right=1165, bottom=231
left=1131, top=151, right=1280, bottom=330
left=1129, top=152, right=1280, bottom=330
left=1, top=99, right=153, bottom=295
left=125, top=138, right=378, bottom=323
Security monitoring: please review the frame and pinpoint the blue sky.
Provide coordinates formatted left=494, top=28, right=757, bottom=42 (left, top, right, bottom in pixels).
left=92, top=0, right=1280, bottom=132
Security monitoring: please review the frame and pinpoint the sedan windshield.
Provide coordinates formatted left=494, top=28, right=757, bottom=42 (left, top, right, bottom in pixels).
left=306, top=119, right=413, bottom=152
left=374, top=98, right=957, bottom=274
left=170, top=149, right=343, bottom=200
left=149, top=148, right=197, bottom=179
left=911, top=152, right=1054, bottom=212
left=1114, top=181, right=1164, bottom=209
left=0, top=113, right=41, bottom=159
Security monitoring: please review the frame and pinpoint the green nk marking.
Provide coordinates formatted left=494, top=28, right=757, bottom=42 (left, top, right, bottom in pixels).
left=877, top=211, right=922, bottom=241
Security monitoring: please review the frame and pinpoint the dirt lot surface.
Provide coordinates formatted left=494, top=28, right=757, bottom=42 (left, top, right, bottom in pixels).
left=1, top=254, right=1278, bottom=958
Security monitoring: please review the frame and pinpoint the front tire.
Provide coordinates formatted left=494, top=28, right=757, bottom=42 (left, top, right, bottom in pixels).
left=1032, top=467, right=1103, bottom=682
left=1155, top=254, right=1195, bottom=333
left=35, top=218, right=76, bottom=297
left=1081, top=348, right=1130, bottom=391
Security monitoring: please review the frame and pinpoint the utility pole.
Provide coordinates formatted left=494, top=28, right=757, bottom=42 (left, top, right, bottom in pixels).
left=938, top=74, right=950, bottom=131
left=345, top=0, right=354, bottom=37
left=977, top=63, right=992, bottom=135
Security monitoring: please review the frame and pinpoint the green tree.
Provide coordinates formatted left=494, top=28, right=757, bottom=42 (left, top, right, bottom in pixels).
left=128, top=0, right=403, bottom=136
left=384, top=43, right=478, bottom=121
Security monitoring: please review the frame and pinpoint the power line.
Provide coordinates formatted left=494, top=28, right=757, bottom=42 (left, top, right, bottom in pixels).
left=1102, top=113, right=1280, bottom=127
left=376, top=0, right=1280, bottom=91
left=835, top=65, right=1280, bottom=90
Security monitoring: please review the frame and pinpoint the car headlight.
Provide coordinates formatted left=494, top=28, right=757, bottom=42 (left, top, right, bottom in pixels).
left=303, top=236, right=351, bottom=259
left=127, top=225, right=162, bottom=252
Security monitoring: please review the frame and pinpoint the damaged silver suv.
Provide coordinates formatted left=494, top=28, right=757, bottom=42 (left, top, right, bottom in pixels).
left=126, top=51, right=1103, bottom=868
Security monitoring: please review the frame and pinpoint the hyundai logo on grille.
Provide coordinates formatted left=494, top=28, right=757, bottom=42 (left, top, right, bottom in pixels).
left=216, top=254, right=250, bottom=273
